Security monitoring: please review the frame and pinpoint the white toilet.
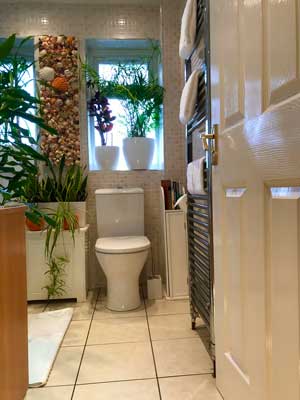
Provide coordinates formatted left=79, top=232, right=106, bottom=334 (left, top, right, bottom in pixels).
left=95, top=188, right=151, bottom=311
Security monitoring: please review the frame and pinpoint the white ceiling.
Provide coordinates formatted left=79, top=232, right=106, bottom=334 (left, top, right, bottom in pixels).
left=0, top=0, right=160, bottom=4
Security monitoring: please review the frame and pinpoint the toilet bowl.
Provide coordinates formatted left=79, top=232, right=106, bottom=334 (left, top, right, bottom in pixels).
left=95, top=236, right=151, bottom=311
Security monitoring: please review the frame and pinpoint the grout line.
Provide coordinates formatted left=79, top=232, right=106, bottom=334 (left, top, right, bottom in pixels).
left=40, top=372, right=214, bottom=390
left=29, top=384, right=74, bottom=390
left=92, top=314, right=147, bottom=320
left=158, top=372, right=214, bottom=380
left=147, top=312, right=190, bottom=317
left=70, top=289, right=101, bottom=400
left=75, top=377, right=157, bottom=387
left=62, top=338, right=151, bottom=348
left=43, top=301, right=49, bottom=312
left=143, top=296, right=163, bottom=400
left=150, top=336, right=199, bottom=342
left=84, top=339, right=151, bottom=347
left=73, top=372, right=214, bottom=387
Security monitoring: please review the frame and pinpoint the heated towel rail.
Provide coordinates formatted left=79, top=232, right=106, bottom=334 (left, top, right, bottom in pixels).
left=184, top=0, right=215, bottom=371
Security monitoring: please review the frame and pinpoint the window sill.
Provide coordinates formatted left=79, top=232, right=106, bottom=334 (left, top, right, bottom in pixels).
left=89, top=168, right=164, bottom=173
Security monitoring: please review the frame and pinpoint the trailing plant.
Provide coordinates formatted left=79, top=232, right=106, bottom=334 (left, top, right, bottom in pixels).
left=87, top=91, right=116, bottom=146
left=43, top=256, right=69, bottom=299
left=82, top=52, right=164, bottom=138
left=43, top=202, right=79, bottom=299
left=45, top=202, right=79, bottom=260
left=0, top=34, right=58, bottom=207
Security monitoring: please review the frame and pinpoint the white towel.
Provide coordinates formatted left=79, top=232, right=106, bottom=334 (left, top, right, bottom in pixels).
left=179, top=0, right=197, bottom=59
left=179, top=69, right=200, bottom=125
left=187, top=157, right=206, bottom=195
left=174, top=193, right=188, bottom=213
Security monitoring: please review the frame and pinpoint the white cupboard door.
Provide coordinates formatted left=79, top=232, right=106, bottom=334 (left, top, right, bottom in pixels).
left=211, top=0, right=300, bottom=399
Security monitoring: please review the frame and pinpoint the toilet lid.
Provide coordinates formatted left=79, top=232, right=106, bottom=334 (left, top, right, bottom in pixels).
left=95, top=236, right=151, bottom=254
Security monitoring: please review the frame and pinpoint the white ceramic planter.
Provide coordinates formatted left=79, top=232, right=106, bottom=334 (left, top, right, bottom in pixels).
left=123, top=137, right=155, bottom=170
left=38, top=201, right=87, bottom=228
left=95, top=145, right=119, bottom=170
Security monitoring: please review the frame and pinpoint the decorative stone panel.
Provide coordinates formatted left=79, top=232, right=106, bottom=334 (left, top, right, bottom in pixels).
left=39, top=35, right=80, bottom=165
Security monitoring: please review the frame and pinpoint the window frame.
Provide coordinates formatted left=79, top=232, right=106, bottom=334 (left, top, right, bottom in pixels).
left=87, top=45, right=164, bottom=171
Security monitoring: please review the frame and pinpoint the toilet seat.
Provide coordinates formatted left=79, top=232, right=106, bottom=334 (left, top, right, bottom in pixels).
left=95, top=236, right=151, bottom=254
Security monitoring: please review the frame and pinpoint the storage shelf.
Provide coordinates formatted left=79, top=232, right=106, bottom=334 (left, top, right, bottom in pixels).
left=160, top=188, right=189, bottom=300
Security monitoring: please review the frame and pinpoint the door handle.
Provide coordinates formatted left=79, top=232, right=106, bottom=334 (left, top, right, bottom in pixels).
left=201, top=124, right=219, bottom=166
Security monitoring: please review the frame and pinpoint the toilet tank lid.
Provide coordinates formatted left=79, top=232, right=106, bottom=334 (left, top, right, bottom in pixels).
left=95, top=188, right=144, bottom=195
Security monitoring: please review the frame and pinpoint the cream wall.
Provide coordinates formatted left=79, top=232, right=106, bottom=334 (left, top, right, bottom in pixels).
left=0, top=0, right=186, bottom=288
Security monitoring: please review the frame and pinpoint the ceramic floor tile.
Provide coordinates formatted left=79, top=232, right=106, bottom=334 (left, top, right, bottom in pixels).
left=77, top=342, right=156, bottom=384
left=62, top=320, right=91, bottom=346
left=25, top=386, right=73, bottom=400
left=94, top=300, right=146, bottom=319
left=153, top=338, right=213, bottom=377
left=46, top=301, right=78, bottom=313
left=148, top=314, right=198, bottom=341
left=46, top=346, right=84, bottom=387
left=159, top=375, right=222, bottom=400
left=46, top=290, right=98, bottom=321
left=73, top=379, right=160, bottom=399
left=27, top=303, right=46, bottom=314
left=87, top=317, right=149, bottom=345
left=146, top=298, right=190, bottom=316
left=72, top=302, right=95, bottom=321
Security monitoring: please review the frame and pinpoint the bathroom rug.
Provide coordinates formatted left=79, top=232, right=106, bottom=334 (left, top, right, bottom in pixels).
left=28, top=308, right=73, bottom=387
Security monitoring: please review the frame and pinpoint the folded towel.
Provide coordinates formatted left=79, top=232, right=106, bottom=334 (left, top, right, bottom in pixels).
left=187, top=157, right=206, bottom=195
left=179, top=0, right=197, bottom=59
left=179, top=69, right=200, bottom=125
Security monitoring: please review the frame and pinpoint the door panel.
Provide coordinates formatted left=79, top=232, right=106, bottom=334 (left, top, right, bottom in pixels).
left=266, top=187, right=300, bottom=400
left=267, top=0, right=299, bottom=105
left=242, top=0, right=263, bottom=117
left=223, top=189, right=248, bottom=374
left=222, top=0, right=245, bottom=127
left=211, top=0, right=300, bottom=399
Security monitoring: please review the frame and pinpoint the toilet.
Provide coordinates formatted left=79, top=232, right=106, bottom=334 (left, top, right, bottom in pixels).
left=95, top=188, right=151, bottom=311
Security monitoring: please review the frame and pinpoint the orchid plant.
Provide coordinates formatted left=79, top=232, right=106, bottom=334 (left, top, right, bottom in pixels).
left=87, top=90, right=116, bottom=146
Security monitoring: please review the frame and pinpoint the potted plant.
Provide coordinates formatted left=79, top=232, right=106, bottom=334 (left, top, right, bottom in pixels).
left=115, top=64, right=163, bottom=170
left=0, top=35, right=88, bottom=300
left=87, top=89, right=118, bottom=170
left=39, top=157, right=88, bottom=227
left=0, top=34, right=57, bottom=225
left=23, top=170, right=88, bottom=299
left=82, top=57, right=164, bottom=170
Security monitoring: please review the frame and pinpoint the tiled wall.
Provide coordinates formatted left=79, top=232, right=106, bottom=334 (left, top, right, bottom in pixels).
left=0, top=0, right=186, bottom=289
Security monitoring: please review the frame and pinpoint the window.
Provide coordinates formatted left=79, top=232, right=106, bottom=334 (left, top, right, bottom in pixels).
left=86, top=39, right=164, bottom=171
left=0, top=38, right=36, bottom=143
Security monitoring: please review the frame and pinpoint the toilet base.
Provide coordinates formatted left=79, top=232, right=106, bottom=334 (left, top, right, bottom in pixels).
left=106, top=279, right=141, bottom=312
left=96, top=248, right=149, bottom=312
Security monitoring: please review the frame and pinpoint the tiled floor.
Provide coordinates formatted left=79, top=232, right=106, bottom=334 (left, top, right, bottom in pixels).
left=26, top=290, right=222, bottom=400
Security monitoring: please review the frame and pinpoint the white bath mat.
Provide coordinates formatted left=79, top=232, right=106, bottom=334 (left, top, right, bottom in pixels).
left=28, top=308, right=73, bottom=387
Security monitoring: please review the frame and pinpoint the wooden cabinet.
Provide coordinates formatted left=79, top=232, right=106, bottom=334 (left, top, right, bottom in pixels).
left=0, top=206, right=28, bottom=400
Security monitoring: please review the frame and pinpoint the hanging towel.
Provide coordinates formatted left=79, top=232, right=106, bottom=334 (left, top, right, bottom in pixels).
left=187, top=157, right=206, bottom=195
left=179, top=0, right=197, bottom=59
left=179, top=69, right=200, bottom=125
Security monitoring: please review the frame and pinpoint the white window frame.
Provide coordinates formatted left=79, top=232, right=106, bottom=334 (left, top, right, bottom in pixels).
left=87, top=45, right=164, bottom=171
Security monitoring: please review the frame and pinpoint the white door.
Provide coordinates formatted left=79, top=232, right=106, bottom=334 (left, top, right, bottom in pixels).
left=211, top=1, right=300, bottom=399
